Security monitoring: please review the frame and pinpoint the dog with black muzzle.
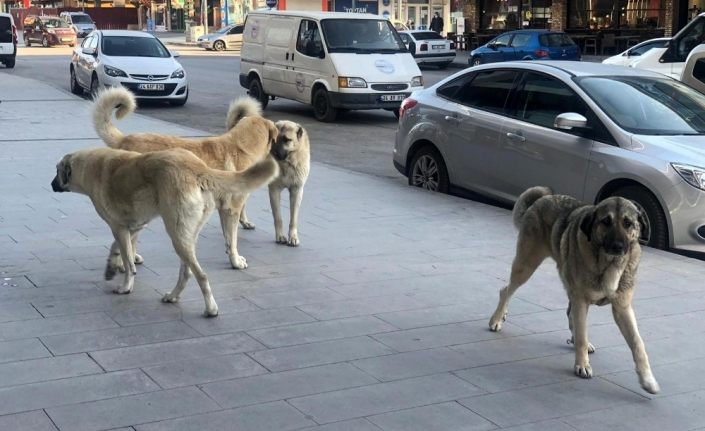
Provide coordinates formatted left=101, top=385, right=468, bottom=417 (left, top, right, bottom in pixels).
left=488, top=186, right=660, bottom=394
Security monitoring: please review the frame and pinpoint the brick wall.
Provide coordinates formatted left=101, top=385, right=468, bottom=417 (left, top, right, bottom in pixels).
left=550, top=0, right=565, bottom=31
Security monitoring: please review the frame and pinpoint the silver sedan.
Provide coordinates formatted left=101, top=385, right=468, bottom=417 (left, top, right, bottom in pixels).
left=393, top=61, right=705, bottom=253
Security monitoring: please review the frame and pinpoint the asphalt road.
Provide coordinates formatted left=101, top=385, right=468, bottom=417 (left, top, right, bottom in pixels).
left=2, top=45, right=455, bottom=179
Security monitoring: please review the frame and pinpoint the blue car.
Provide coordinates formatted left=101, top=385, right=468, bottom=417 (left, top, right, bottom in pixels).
left=469, top=30, right=580, bottom=66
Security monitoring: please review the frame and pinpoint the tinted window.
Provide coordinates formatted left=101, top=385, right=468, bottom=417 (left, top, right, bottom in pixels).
left=71, top=14, right=93, bottom=24
left=296, top=19, right=323, bottom=57
left=399, top=33, right=410, bottom=43
left=228, top=25, right=243, bottom=34
left=539, top=33, right=576, bottom=47
left=321, top=19, right=406, bottom=53
left=511, top=33, right=532, bottom=47
left=515, top=73, right=587, bottom=129
left=631, top=40, right=665, bottom=56
left=492, top=33, right=512, bottom=47
left=455, top=70, right=519, bottom=114
left=436, top=72, right=475, bottom=99
left=676, top=18, right=705, bottom=62
left=0, top=16, right=12, bottom=43
left=412, top=31, right=444, bottom=40
left=102, top=36, right=170, bottom=57
left=40, top=18, right=70, bottom=28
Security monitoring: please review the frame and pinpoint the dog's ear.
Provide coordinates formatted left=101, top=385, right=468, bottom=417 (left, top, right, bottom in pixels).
left=60, top=156, right=72, bottom=185
left=637, top=208, right=648, bottom=233
left=580, top=209, right=595, bottom=241
left=296, top=125, right=303, bottom=141
left=268, top=122, right=279, bottom=146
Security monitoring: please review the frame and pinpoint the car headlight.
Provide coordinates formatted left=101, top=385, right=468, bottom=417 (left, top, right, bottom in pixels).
left=171, top=68, right=185, bottom=79
left=48, top=28, right=56, bottom=34
left=338, top=77, right=367, bottom=88
left=672, top=163, right=705, bottom=191
left=104, top=65, right=128, bottom=78
left=411, top=76, right=423, bottom=87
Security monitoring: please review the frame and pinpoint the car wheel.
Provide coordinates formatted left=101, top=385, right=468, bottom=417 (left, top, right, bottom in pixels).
left=611, top=185, right=668, bottom=249
left=169, top=88, right=188, bottom=106
left=408, top=146, right=449, bottom=193
left=42, top=36, right=49, bottom=48
left=213, top=40, right=226, bottom=51
left=70, top=67, right=83, bottom=95
left=248, top=78, right=268, bottom=109
left=69, top=43, right=75, bottom=47
left=5, top=57, right=15, bottom=68
left=471, top=56, right=482, bottom=66
left=90, top=75, right=100, bottom=99
left=438, top=61, right=451, bottom=70
left=312, top=87, right=338, bottom=122
left=24, top=37, right=30, bottom=47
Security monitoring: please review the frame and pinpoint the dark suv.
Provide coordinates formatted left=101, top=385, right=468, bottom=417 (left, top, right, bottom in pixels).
left=23, top=15, right=76, bottom=47
left=0, top=13, right=17, bottom=68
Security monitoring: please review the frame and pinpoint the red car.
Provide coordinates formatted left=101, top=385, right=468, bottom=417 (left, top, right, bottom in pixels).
left=23, top=15, right=76, bottom=47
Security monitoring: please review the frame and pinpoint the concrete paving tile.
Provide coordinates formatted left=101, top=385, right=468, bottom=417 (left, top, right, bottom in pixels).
left=0, top=410, right=58, bottom=431
left=174, top=296, right=260, bottom=317
left=248, top=316, right=397, bottom=348
left=0, top=353, right=102, bottom=388
left=201, top=363, right=378, bottom=409
left=328, top=276, right=450, bottom=299
left=143, top=353, right=268, bottom=388
left=0, top=301, right=43, bottom=323
left=296, top=418, right=382, bottom=431
left=249, top=336, right=395, bottom=372
left=507, top=306, right=614, bottom=334
left=31, top=289, right=163, bottom=317
left=184, top=307, right=315, bottom=336
left=602, top=358, right=705, bottom=399
left=40, top=321, right=200, bottom=355
left=500, top=419, right=577, bottom=431
left=367, top=401, right=496, bottom=431
left=244, top=287, right=347, bottom=309
left=0, top=282, right=102, bottom=303
left=288, top=373, right=485, bottom=424
left=0, top=312, right=118, bottom=341
left=90, top=333, right=265, bottom=371
left=0, top=275, right=36, bottom=289
left=0, top=338, right=51, bottom=364
left=234, top=274, right=341, bottom=295
left=352, top=347, right=473, bottom=382
left=0, top=369, right=159, bottom=416
left=297, top=294, right=429, bottom=320
left=322, top=265, right=420, bottom=284
left=458, top=379, right=643, bottom=428
left=601, top=332, right=705, bottom=368
left=107, top=302, right=188, bottom=326
left=46, top=386, right=219, bottom=431
left=135, top=401, right=315, bottom=431
left=372, top=321, right=530, bottom=352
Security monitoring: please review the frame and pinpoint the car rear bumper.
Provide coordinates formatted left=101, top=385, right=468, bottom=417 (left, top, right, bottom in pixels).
left=0, top=44, right=16, bottom=59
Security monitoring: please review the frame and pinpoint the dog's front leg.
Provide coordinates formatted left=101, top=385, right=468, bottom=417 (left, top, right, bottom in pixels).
left=612, top=303, right=660, bottom=394
left=112, top=229, right=136, bottom=294
left=162, top=261, right=191, bottom=304
left=571, top=298, right=592, bottom=378
left=269, top=185, right=286, bottom=244
left=104, top=241, right=122, bottom=280
left=218, top=201, right=247, bottom=270
left=287, top=185, right=304, bottom=247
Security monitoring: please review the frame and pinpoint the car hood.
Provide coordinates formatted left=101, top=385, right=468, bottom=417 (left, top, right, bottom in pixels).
left=329, top=52, right=421, bottom=83
left=633, top=134, right=705, bottom=166
left=198, top=33, right=220, bottom=41
left=103, top=56, right=181, bottom=75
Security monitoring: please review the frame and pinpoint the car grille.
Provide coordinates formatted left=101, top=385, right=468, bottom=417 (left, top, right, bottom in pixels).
left=121, top=83, right=178, bottom=97
left=129, top=74, right=169, bottom=81
left=371, top=83, right=408, bottom=91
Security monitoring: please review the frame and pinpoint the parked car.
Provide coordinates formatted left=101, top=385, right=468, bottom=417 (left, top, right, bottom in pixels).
left=394, top=61, right=705, bottom=253
left=469, top=30, right=580, bottom=66
left=602, top=38, right=669, bottom=67
left=197, top=23, right=244, bottom=51
left=23, top=15, right=76, bottom=47
left=0, top=12, right=17, bottom=68
left=398, top=30, right=456, bottom=69
left=70, top=30, right=188, bottom=105
left=60, top=11, right=97, bottom=38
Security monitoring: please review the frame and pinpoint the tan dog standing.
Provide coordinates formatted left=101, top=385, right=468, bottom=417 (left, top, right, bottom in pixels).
left=51, top=147, right=278, bottom=317
left=489, top=186, right=659, bottom=394
left=93, top=88, right=276, bottom=269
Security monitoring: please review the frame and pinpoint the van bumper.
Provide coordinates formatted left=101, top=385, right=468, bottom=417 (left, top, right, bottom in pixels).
left=329, top=92, right=412, bottom=110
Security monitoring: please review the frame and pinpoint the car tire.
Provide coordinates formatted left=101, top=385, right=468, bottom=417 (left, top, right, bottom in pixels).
left=438, top=61, right=451, bottom=69
left=24, top=36, right=30, bottom=47
left=169, top=89, right=188, bottom=106
left=70, top=67, right=83, bottom=95
left=213, top=40, right=225, bottom=51
left=90, top=75, right=100, bottom=99
left=312, top=87, right=338, bottom=122
left=408, top=146, right=449, bottom=193
left=5, top=57, right=15, bottom=68
left=42, top=36, right=49, bottom=48
left=471, top=56, right=482, bottom=66
left=248, top=78, right=268, bottom=109
left=611, top=185, right=668, bottom=250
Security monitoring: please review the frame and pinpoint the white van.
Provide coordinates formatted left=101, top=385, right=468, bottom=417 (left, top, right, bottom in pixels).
left=239, top=10, right=423, bottom=122
left=0, top=13, right=17, bottom=69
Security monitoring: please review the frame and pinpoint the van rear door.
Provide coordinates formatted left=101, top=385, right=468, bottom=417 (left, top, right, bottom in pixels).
left=262, top=15, right=298, bottom=98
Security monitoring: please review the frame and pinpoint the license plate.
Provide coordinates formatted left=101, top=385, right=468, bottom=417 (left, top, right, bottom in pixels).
left=432, top=45, right=444, bottom=50
left=62, top=38, right=73, bottom=42
left=138, top=83, right=165, bottom=91
left=380, top=94, right=406, bottom=102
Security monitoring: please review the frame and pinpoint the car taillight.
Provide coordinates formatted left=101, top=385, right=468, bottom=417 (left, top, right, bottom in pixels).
left=534, top=49, right=549, bottom=58
left=399, top=98, right=417, bottom=120
left=11, top=25, right=17, bottom=44
left=450, top=42, right=455, bottom=50
left=420, top=43, right=428, bottom=51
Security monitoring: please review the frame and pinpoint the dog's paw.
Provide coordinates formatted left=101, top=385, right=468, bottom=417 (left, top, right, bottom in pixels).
left=229, top=254, right=248, bottom=270
left=240, top=220, right=256, bottom=230
left=113, top=286, right=133, bottom=295
left=574, top=362, right=593, bottom=379
left=203, top=306, right=219, bottom=318
left=134, top=253, right=144, bottom=264
left=104, top=264, right=117, bottom=281
left=287, top=235, right=300, bottom=247
left=161, top=293, right=179, bottom=303
left=488, top=312, right=507, bottom=332
left=276, top=234, right=288, bottom=244
left=639, top=374, right=660, bottom=394
left=567, top=337, right=596, bottom=354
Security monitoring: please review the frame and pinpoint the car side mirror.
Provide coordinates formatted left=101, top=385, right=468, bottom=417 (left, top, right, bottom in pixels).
left=317, top=49, right=325, bottom=59
left=488, top=42, right=496, bottom=50
left=82, top=46, right=96, bottom=56
left=554, top=112, right=589, bottom=130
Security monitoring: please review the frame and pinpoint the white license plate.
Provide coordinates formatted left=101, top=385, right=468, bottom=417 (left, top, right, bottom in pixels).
left=380, top=94, right=406, bottom=102
left=62, top=38, right=73, bottom=42
left=432, top=45, right=444, bottom=50
left=138, top=83, right=165, bottom=91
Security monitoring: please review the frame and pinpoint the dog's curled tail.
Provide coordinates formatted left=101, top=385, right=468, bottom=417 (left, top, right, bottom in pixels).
left=204, top=155, right=279, bottom=195
left=512, top=186, right=553, bottom=229
left=92, top=87, right=136, bottom=147
left=226, top=96, right=263, bottom=130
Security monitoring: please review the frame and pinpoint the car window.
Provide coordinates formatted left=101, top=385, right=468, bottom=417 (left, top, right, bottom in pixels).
left=229, top=25, right=243, bottom=35
left=631, top=40, right=665, bottom=56
left=511, top=34, right=531, bottom=48
left=71, top=14, right=93, bottom=24
left=81, top=35, right=93, bottom=48
left=676, top=18, right=705, bottom=62
left=89, top=35, right=98, bottom=50
left=454, top=69, right=520, bottom=114
left=399, top=33, right=410, bottom=43
left=514, top=73, right=588, bottom=130
left=321, top=19, right=406, bottom=53
left=492, top=34, right=512, bottom=47
left=436, top=72, right=476, bottom=99
left=0, top=16, right=12, bottom=44
left=539, top=33, right=576, bottom=47
left=296, top=19, right=324, bottom=57
left=40, top=18, right=70, bottom=29
left=413, top=31, right=444, bottom=40
left=102, top=36, right=169, bottom=57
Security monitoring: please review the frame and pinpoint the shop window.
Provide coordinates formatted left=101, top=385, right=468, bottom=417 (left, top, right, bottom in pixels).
left=569, top=0, right=665, bottom=29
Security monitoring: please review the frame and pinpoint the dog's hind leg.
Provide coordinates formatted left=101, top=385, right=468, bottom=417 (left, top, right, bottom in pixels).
left=612, top=303, right=659, bottom=394
left=286, top=185, right=304, bottom=247
left=162, top=261, right=191, bottom=304
left=269, top=185, right=287, bottom=244
left=239, top=200, right=256, bottom=230
left=489, top=241, right=547, bottom=332
left=567, top=301, right=596, bottom=354
left=131, top=230, right=144, bottom=265
left=104, top=240, right=121, bottom=280
left=219, top=196, right=248, bottom=270
left=112, top=228, right=136, bottom=294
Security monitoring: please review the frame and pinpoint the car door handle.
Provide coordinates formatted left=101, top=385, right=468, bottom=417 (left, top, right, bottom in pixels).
left=286, top=52, right=289, bottom=60
left=444, top=115, right=460, bottom=124
left=506, top=132, right=526, bottom=142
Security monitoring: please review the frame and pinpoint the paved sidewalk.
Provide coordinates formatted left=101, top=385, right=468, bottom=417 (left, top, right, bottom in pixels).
left=2, top=71, right=705, bottom=431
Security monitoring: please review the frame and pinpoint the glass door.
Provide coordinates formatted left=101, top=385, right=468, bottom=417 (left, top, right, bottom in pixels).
left=406, top=5, right=430, bottom=30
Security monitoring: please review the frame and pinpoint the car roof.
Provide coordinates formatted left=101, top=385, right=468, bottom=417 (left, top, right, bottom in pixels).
left=100, top=30, right=156, bottom=38
left=247, top=10, right=388, bottom=21
left=62, top=11, right=90, bottom=15
left=473, top=61, right=667, bottom=78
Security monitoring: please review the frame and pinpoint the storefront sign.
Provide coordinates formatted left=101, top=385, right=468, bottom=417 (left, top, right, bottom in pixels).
left=334, top=0, right=379, bottom=15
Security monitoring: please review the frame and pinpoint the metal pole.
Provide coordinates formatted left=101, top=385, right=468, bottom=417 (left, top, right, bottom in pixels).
left=202, top=0, right=208, bottom=34
left=224, top=0, right=228, bottom=26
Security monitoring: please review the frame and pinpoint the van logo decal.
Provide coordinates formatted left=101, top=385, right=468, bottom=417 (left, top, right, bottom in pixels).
left=295, top=73, right=305, bottom=93
left=375, top=59, right=395, bottom=74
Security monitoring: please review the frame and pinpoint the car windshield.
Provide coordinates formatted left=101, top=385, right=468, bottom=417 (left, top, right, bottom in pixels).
left=412, top=31, right=444, bottom=40
left=41, top=18, right=70, bottom=28
left=102, top=35, right=171, bottom=58
left=71, top=15, right=93, bottom=24
left=578, top=76, right=705, bottom=135
left=216, top=25, right=234, bottom=34
left=321, top=19, right=406, bottom=53
left=539, top=33, right=576, bottom=47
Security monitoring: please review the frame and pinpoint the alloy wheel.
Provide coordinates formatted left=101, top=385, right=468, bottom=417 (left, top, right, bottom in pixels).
left=411, top=154, right=440, bottom=191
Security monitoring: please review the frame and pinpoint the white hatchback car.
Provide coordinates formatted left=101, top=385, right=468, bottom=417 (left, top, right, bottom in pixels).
left=70, top=30, right=188, bottom=105
left=398, top=30, right=456, bottom=69
left=197, top=23, right=243, bottom=51
left=602, top=38, right=669, bottom=67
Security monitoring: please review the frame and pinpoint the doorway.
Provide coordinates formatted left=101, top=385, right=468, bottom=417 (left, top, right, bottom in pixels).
left=406, top=4, right=430, bottom=30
